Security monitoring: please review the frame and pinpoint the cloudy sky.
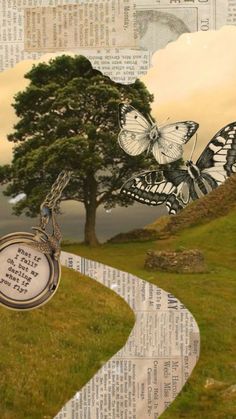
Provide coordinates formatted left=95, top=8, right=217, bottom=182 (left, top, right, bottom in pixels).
left=0, top=26, right=236, bottom=240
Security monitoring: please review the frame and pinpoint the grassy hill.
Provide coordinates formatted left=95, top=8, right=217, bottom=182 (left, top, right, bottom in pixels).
left=0, top=202, right=236, bottom=417
left=148, top=174, right=236, bottom=237
left=63, top=208, right=236, bottom=419
left=0, top=268, right=135, bottom=419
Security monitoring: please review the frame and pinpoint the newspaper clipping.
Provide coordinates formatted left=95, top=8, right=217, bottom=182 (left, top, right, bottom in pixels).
left=0, top=0, right=235, bottom=82
left=24, top=1, right=138, bottom=51
left=55, top=251, right=200, bottom=418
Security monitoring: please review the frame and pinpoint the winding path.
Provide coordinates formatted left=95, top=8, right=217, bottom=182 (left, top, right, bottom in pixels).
left=55, top=251, right=200, bottom=419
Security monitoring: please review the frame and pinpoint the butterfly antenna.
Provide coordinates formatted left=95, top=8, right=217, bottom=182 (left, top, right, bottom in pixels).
left=147, top=113, right=155, bottom=125
left=159, top=117, right=170, bottom=128
left=189, top=134, right=198, bottom=161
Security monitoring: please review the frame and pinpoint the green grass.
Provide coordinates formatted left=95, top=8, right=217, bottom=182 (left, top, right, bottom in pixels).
left=148, top=174, right=236, bottom=237
left=0, top=268, right=135, bottom=419
left=63, top=209, right=236, bottom=419
left=1, top=209, right=236, bottom=418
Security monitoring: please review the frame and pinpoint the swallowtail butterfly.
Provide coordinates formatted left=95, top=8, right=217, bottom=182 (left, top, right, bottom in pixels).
left=121, top=122, right=236, bottom=214
left=118, top=104, right=199, bottom=165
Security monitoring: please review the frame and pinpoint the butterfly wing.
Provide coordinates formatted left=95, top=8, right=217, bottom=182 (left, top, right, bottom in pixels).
left=153, top=121, right=199, bottom=164
left=152, top=141, right=183, bottom=165
left=121, top=169, right=192, bottom=214
left=159, top=121, right=199, bottom=145
left=119, top=104, right=151, bottom=131
left=118, top=104, right=153, bottom=156
left=121, top=123, right=236, bottom=213
left=118, top=130, right=151, bottom=156
left=196, top=122, right=236, bottom=184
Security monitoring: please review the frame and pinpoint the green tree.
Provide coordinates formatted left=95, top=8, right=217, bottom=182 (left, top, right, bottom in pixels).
left=0, top=55, right=157, bottom=246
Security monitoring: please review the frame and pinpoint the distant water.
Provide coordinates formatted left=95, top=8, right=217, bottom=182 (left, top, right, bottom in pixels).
left=0, top=187, right=166, bottom=243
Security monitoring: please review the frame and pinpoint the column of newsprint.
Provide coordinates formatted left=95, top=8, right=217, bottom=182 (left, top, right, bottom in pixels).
left=0, top=0, right=234, bottom=82
left=54, top=251, right=200, bottom=419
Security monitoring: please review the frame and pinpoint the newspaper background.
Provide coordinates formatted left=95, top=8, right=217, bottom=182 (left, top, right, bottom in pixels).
left=0, top=0, right=234, bottom=83
left=55, top=251, right=200, bottom=419
left=0, top=1, right=228, bottom=417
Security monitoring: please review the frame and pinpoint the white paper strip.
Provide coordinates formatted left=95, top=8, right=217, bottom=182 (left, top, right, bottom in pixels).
left=55, top=250, right=200, bottom=418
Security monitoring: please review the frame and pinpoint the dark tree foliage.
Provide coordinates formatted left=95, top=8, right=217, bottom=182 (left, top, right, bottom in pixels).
left=0, top=55, right=160, bottom=245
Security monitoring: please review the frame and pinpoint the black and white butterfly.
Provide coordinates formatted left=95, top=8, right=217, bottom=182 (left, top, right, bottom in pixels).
left=121, top=122, right=236, bottom=214
left=118, top=103, right=199, bottom=165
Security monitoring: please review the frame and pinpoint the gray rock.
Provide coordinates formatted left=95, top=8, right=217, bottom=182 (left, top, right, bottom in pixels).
left=145, top=249, right=206, bottom=273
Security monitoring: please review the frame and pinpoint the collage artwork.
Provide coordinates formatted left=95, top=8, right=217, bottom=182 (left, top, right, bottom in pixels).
left=0, top=1, right=235, bottom=419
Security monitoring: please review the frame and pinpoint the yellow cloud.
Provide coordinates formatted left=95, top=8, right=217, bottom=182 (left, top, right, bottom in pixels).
left=1, top=27, right=236, bottom=165
left=141, top=26, right=236, bottom=160
left=0, top=61, right=29, bottom=164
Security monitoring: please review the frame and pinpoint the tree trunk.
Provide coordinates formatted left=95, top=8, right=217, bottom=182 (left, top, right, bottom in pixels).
left=84, top=202, right=99, bottom=246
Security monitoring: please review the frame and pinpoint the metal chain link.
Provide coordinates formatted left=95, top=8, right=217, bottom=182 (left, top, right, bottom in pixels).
left=40, top=170, right=73, bottom=230
left=41, top=170, right=73, bottom=211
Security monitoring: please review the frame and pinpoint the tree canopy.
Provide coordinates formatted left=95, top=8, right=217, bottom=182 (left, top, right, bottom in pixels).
left=0, top=55, right=158, bottom=245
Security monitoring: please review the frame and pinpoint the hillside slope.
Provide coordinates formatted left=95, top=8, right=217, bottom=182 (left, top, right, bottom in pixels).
left=63, top=209, right=236, bottom=419
left=148, top=174, right=236, bottom=236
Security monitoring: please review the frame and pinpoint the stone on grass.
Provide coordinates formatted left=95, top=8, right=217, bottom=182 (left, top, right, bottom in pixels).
left=145, top=249, right=206, bottom=273
left=108, top=228, right=159, bottom=244
left=222, top=384, right=236, bottom=399
left=204, top=378, right=226, bottom=389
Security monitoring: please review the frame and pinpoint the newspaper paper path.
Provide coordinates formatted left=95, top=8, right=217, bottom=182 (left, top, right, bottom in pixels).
left=0, top=0, right=235, bottom=82
left=55, top=251, right=200, bottom=419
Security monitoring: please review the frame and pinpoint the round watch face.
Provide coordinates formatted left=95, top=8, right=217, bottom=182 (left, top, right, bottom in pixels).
left=0, top=232, right=60, bottom=310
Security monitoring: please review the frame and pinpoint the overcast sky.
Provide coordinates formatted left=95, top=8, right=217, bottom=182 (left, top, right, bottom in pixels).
left=0, top=26, right=236, bottom=241
left=0, top=187, right=166, bottom=242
